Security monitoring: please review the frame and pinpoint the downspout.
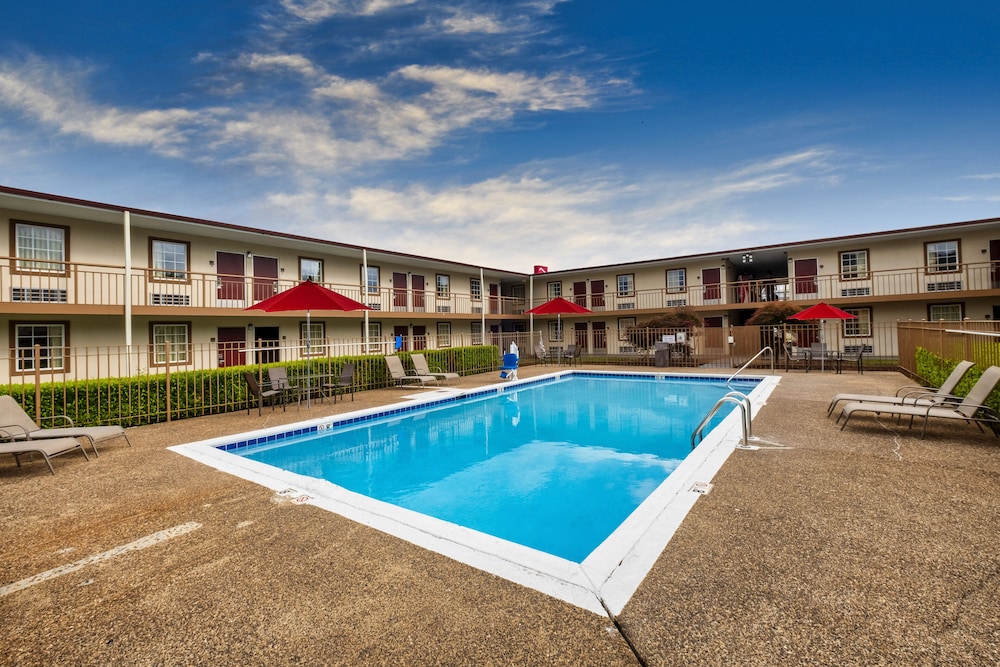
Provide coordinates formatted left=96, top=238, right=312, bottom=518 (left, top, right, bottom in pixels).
left=480, top=267, right=485, bottom=344
left=123, top=210, right=133, bottom=346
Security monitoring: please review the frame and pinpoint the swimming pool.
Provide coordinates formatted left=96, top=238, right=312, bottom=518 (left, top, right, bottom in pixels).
left=171, top=370, right=778, bottom=615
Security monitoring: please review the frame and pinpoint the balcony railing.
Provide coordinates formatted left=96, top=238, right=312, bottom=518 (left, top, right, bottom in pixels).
left=2, top=256, right=997, bottom=316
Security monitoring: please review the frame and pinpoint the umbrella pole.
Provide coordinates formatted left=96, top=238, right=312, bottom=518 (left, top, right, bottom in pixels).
left=306, top=310, right=311, bottom=409
left=557, top=314, right=562, bottom=367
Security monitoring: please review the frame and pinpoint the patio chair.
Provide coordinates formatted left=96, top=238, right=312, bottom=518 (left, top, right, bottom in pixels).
left=322, top=363, right=356, bottom=403
left=563, top=345, right=582, bottom=366
left=500, top=353, right=519, bottom=380
left=267, top=367, right=302, bottom=407
left=411, top=354, right=459, bottom=384
left=806, top=342, right=841, bottom=373
left=244, top=371, right=282, bottom=415
left=826, top=360, right=974, bottom=417
left=0, top=395, right=131, bottom=457
left=384, top=355, right=438, bottom=387
left=837, top=365, right=1000, bottom=438
left=0, top=436, right=90, bottom=475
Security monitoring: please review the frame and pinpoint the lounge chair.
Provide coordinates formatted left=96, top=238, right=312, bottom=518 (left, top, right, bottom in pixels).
left=500, top=353, right=519, bottom=380
left=267, top=367, right=301, bottom=407
left=244, top=371, right=282, bottom=415
left=385, top=355, right=437, bottom=387
left=826, top=360, right=974, bottom=416
left=322, top=363, right=355, bottom=403
left=0, top=395, right=131, bottom=457
left=411, top=354, right=459, bottom=384
left=837, top=365, right=1000, bottom=438
left=0, top=436, right=90, bottom=475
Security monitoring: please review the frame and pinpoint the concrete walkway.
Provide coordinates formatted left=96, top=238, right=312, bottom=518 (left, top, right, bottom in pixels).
left=2, top=366, right=998, bottom=665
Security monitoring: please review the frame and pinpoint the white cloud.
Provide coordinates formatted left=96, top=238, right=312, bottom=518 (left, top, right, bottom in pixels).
left=279, top=0, right=416, bottom=22
left=264, top=149, right=843, bottom=271
left=0, top=57, right=210, bottom=158
left=963, top=173, right=1000, bottom=181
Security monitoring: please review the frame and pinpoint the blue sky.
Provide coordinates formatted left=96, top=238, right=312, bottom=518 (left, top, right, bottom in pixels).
left=1, top=1, right=999, bottom=272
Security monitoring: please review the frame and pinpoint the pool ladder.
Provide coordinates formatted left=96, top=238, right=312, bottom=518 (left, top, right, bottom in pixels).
left=691, top=391, right=753, bottom=450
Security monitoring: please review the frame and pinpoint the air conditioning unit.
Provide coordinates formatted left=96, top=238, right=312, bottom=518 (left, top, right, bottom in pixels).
left=840, top=287, right=871, bottom=297
left=368, top=303, right=382, bottom=310
left=11, top=287, right=68, bottom=303
left=151, top=293, right=192, bottom=306
left=666, top=298, right=688, bottom=307
left=927, top=281, right=962, bottom=292
left=471, top=306, right=483, bottom=314
left=436, top=305, right=452, bottom=313
left=618, top=302, right=635, bottom=310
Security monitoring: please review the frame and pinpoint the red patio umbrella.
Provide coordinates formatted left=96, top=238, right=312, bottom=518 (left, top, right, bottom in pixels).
left=526, top=297, right=591, bottom=366
left=787, top=302, right=856, bottom=371
left=246, top=280, right=371, bottom=407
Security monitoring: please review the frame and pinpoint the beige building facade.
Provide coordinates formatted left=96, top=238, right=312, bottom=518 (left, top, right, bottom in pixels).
left=1, top=184, right=999, bottom=383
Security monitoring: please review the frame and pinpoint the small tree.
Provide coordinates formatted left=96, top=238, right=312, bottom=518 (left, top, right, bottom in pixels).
left=745, top=302, right=800, bottom=325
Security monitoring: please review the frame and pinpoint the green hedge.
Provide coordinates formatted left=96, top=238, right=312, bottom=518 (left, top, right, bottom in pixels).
left=1, top=345, right=499, bottom=429
left=915, top=347, right=1000, bottom=416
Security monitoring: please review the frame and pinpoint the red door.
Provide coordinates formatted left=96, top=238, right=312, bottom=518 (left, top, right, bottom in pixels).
left=393, top=325, right=409, bottom=351
left=489, top=284, right=499, bottom=314
left=393, top=272, right=408, bottom=310
left=412, top=325, right=427, bottom=350
left=702, top=268, right=721, bottom=301
left=412, top=275, right=425, bottom=310
left=252, top=256, right=278, bottom=302
left=573, top=281, right=587, bottom=307
left=592, top=321, right=606, bottom=351
left=216, top=251, right=245, bottom=302
left=217, top=327, right=246, bottom=367
left=794, top=258, right=818, bottom=295
left=591, top=280, right=605, bottom=309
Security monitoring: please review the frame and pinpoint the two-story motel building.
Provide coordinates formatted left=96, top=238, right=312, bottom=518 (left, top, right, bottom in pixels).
left=2, top=184, right=999, bottom=383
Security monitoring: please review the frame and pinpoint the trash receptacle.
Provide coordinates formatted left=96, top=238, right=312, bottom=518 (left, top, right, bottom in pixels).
left=654, top=347, right=670, bottom=367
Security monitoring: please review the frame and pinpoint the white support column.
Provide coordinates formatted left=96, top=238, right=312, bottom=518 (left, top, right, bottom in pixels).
left=362, top=249, right=370, bottom=351
left=123, top=211, right=133, bottom=346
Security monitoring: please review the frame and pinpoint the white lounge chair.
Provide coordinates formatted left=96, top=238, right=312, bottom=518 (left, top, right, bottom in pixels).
left=837, top=365, right=1000, bottom=438
left=0, top=395, right=131, bottom=457
left=826, top=360, right=975, bottom=416
left=0, top=437, right=89, bottom=475
left=385, top=355, right=438, bottom=387
left=411, top=354, right=459, bottom=384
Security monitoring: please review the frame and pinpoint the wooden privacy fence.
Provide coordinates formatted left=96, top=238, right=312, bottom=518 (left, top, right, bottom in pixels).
left=897, top=320, right=1000, bottom=381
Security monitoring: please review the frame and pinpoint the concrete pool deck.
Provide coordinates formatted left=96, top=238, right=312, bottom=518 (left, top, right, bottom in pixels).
left=2, top=366, right=999, bottom=665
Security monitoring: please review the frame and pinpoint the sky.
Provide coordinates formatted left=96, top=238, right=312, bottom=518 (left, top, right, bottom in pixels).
left=1, top=1, right=999, bottom=273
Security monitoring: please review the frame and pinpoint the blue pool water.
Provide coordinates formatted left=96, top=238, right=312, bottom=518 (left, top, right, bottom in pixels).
left=237, top=374, right=744, bottom=563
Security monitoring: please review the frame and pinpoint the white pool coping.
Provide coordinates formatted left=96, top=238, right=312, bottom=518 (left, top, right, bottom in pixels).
left=169, top=370, right=780, bottom=617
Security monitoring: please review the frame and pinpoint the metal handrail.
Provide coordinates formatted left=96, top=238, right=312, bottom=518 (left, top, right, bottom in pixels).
left=691, top=391, right=752, bottom=449
left=726, top=346, right=773, bottom=388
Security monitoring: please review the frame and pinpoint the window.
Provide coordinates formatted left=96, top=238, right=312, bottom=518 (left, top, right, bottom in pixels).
left=14, top=323, right=67, bottom=372
left=617, top=273, right=635, bottom=297
left=926, top=240, right=959, bottom=273
left=301, top=321, right=326, bottom=356
left=840, top=250, right=869, bottom=280
left=436, top=274, right=450, bottom=298
left=618, top=317, right=636, bottom=341
left=151, top=239, right=189, bottom=281
left=437, top=322, right=452, bottom=347
left=364, top=265, right=380, bottom=294
left=151, top=323, right=190, bottom=365
left=666, top=269, right=686, bottom=293
left=14, top=221, right=67, bottom=274
left=547, top=282, right=562, bottom=298
left=928, top=303, right=963, bottom=321
left=366, top=321, right=382, bottom=339
left=470, top=277, right=482, bottom=301
left=300, top=257, right=323, bottom=282
left=843, top=308, right=872, bottom=337
left=471, top=320, right=483, bottom=345
left=548, top=320, right=563, bottom=342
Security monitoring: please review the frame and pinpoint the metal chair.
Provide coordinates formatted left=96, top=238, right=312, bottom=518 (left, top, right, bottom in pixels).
left=244, top=371, right=282, bottom=415
left=322, top=363, right=355, bottom=403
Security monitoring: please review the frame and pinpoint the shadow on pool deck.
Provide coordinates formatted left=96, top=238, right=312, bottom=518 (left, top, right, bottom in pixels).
left=2, top=365, right=999, bottom=665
